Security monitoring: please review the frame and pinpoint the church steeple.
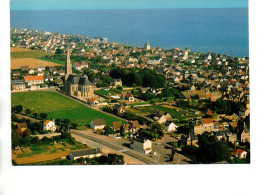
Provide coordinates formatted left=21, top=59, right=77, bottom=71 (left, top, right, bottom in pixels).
left=65, top=47, right=72, bottom=80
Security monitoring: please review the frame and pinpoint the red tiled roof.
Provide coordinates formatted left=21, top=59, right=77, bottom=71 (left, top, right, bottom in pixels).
left=206, top=110, right=213, bottom=116
left=43, top=120, right=51, bottom=125
left=24, top=75, right=44, bottom=81
left=88, top=98, right=97, bottom=102
left=201, top=118, right=213, bottom=124
left=236, top=148, right=245, bottom=155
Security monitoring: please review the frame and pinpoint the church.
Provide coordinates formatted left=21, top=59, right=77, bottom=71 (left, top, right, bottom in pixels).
left=64, top=48, right=95, bottom=99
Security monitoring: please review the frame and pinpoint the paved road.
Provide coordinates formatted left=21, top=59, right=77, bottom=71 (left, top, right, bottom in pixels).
left=70, top=130, right=160, bottom=164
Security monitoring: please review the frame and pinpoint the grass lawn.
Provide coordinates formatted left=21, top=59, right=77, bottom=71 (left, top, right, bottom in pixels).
left=11, top=91, right=124, bottom=126
left=11, top=50, right=54, bottom=59
left=36, top=57, right=65, bottom=65
left=129, top=102, right=150, bottom=106
left=151, top=105, right=196, bottom=120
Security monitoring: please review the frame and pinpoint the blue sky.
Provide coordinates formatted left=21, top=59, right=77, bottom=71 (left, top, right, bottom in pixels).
left=11, top=0, right=248, bottom=10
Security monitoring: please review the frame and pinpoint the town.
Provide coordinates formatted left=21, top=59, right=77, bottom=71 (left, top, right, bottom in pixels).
left=11, top=28, right=250, bottom=165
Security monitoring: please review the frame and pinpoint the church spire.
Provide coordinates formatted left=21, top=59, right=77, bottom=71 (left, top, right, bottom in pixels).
left=65, top=47, right=72, bottom=80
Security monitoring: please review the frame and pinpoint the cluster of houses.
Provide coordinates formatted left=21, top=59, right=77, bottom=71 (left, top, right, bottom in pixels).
left=11, top=28, right=250, bottom=161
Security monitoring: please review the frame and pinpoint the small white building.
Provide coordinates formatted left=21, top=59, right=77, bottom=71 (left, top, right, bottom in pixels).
left=69, top=148, right=102, bottom=160
left=43, top=120, right=56, bottom=132
left=166, top=122, right=178, bottom=132
left=90, top=119, right=106, bottom=130
left=130, top=138, right=152, bottom=154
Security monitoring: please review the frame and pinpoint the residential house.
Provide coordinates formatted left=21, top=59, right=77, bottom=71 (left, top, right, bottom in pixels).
left=28, top=69, right=35, bottom=74
left=112, top=121, right=122, bottom=131
left=88, top=97, right=99, bottom=106
left=43, top=120, right=56, bottom=132
left=130, top=138, right=152, bottom=154
left=228, top=133, right=238, bottom=145
left=121, top=92, right=134, bottom=101
left=36, top=66, right=45, bottom=72
left=165, top=122, right=178, bottom=132
left=235, top=148, right=247, bottom=159
left=113, top=104, right=125, bottom=115
left=90, top=119, right=106, bottom=130
left=15, top=122, right=28, bottom=136
left=152, top=111, right=172, bottom=124
left=190, top=118, right=214, bottom=135
left=69, top=148, right=102, bottom=160
left=113, top=79, right=122, bottom=87
left=73, top=62, right=82, bottom=71
left=123, top=120, right=140, bottom=133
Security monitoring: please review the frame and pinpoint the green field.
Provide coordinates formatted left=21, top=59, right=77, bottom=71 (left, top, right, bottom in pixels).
left=11, top=50, right=54, bottom=59
left=11, top=91, right=124, bottom=127
left=36, top=58, right=65, bottom=65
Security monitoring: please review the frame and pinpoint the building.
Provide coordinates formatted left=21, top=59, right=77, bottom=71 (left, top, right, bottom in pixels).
left=90, top=119, right=106, bottom=130
left=144, top=42, right=151, bottom=50
left=112, top=121, right=122, bottom=131
left=130, top=138, right=152, bottom=154
left=64, top=48, right=95, bottom=99
left=73, top=62, right=82, bottom=71
left=235, top=148, right=247, bottom=159
left=15, top=122, right=28, bottom=136
left=152, top=111, right=172, bottom=124
left=113, top=79, right=122, bottom=87
left=69, top=148, right=102, bottom=160
left=43, top=120, right=56, bottom=132
left=24, top=75, right=44, bottom=86
left=11, top=80, right=26, bottom=91
left=165, top=122, right=178, bottom=132
left=121, top=92, right=134, bottom=101
left=190, top=118, right=214, bottom=135
left=238, top=122, right=250, bottom=143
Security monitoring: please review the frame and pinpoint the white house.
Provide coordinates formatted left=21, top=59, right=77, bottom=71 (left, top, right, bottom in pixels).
left=88, top=98, right=99, bottom=106
left=36, top=66, right=45, bottom=72
left=43, top=120, right=56, bottom=132
left=90, top=119, right=106, bottom=130
left=166, top=122, right=178, bottom=132
left=236, top=148, right=247, bottom=159
left=130, top=138, right=152, bottom=154
left=28, top=69, right=35, bottom=74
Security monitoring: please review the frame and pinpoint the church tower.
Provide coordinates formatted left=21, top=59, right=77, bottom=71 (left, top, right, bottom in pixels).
left=65, top=47, right=72, bottom=81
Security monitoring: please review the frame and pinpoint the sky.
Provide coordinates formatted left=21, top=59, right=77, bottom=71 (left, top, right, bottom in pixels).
left=10, top=0, right=248, bottom=10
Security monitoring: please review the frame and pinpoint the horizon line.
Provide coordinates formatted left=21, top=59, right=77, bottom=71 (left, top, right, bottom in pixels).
left=10, top=7, right=248, bottom=11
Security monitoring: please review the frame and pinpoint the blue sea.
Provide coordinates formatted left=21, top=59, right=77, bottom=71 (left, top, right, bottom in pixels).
left=10, top=8, right=249, bottom=57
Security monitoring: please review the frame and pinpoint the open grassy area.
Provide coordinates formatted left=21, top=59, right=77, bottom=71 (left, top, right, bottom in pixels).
left=11, top=91, right=124, bottom=126
left=11, top=49, right=54, bottom=59
left=36, top=57, right=65, bottom=65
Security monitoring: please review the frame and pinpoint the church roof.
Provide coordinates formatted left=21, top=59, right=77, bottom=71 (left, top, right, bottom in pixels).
left=66, top=75, right=92, bottom=86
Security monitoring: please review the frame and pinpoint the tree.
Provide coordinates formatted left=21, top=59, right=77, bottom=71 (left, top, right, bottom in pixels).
left=63, top=119, right=71, bottom=130
left=71, top=123, right=78, bottom=129
left=107, top=153, right=125, bottom=165
left=39, top=113, right=47, bottom=120
left=55, top=49, right=64, bottom=54
left=104, top=126, right=114, bottom=135
left=33, top=113, right=38, bottom=119
left=14, top=105, right=23, bottom=114
left=196, top=133, right=230, bottom=163
left=25, top=109, right=31, bottom=115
